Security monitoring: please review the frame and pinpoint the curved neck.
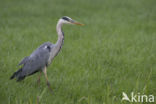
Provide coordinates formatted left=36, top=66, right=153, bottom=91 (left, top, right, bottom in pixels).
left=56, top=20, right=64, bottom=46
left=56, top=20, right=64, bottom=40
left=53, top=20, right=64, bottom=56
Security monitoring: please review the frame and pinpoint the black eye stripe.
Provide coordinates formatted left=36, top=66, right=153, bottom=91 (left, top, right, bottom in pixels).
left=62, top=17, right=69, bottom=21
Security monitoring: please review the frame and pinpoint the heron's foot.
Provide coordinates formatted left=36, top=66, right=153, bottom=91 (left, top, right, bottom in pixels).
left=47, top=82, right=53, bottom=93
left=37, top=79, right=40, bottom=85
left=37, top=96, right=40, bottom=104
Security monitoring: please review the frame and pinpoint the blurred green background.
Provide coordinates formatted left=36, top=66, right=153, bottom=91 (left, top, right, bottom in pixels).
left=0, top=0, right=155, bottom=104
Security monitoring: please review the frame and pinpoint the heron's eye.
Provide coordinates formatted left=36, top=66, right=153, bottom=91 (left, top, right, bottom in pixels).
left=62, top=17, right=69, bottom=21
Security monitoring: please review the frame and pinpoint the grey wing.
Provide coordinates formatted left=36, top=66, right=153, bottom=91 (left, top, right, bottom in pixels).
left=18, top=56, right=29, bottom=65
left=20, top=42, right=54, bottom=76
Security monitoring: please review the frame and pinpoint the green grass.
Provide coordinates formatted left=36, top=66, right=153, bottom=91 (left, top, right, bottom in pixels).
left=0, top=0, right=156, bottom=104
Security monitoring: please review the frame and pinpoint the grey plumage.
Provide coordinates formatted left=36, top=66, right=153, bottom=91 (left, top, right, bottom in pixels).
left=10, top=16, right=84, bottom=87
left=18, top=56, right=29, bottom=65
left=11, top=42, right=55, bottom=81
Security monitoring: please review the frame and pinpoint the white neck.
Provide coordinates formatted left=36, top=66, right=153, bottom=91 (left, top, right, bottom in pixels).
left=56, top=19, right=64, bottom=45
left=51, top=19, right=64, bottom=57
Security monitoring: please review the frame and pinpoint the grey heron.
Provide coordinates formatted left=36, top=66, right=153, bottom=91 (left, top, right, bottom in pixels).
left=10, top=16, right=84, bottom=91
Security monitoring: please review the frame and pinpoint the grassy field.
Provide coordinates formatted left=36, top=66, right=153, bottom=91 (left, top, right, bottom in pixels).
left=0, top=0, right=156, bottom=104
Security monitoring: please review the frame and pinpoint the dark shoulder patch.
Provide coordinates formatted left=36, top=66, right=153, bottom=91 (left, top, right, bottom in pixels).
left=46, top=46, right=51, bottom=52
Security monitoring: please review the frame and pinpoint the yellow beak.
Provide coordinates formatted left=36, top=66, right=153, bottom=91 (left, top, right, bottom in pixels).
left=72, top=21, right=85, bottom=26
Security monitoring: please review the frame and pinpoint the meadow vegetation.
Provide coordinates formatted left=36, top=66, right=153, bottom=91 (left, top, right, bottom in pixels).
left=0, top=0, right=155, bottom=103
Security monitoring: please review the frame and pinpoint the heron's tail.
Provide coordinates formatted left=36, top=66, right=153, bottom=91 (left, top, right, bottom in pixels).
left=10, top=68, right=25, bottom=81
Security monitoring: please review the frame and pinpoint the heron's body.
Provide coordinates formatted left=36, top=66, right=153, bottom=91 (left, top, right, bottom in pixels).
left=12, top=42, right=54, bottom=81
left=10, top=16, right=84, bottom=91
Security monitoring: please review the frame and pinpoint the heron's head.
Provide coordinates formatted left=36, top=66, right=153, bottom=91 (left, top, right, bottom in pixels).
left=60, top=16, right=84, bottom=26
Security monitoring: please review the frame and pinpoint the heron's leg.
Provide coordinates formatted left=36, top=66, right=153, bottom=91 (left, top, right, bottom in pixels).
left=37, top=71, right=42, bottom=84
left=43, top=67, right=53, bottom=92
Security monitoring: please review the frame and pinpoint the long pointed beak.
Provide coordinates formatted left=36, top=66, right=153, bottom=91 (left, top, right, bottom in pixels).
left=71, top=20, right=84, bottom=26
